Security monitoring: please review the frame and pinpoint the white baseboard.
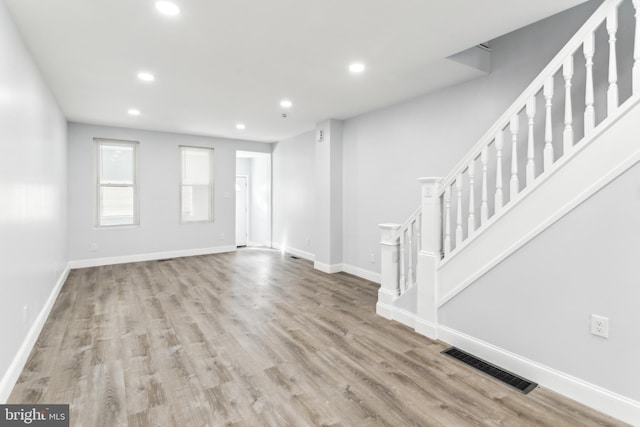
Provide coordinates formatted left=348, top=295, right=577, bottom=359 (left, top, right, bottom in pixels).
left=342, top=264, right=381, bottom=284
left=270, top=243, right=315, bottom=262
left=68, top=246, right=237, bottom=269
left=375, top=302, right=419, bottom=331
left=0, top=265, right=71, bottom=403
left=414, top=317, right=438, bottom=340
left=376, top=302, right=394, bottom=320
left=314, top=262, right=342, bottom=274
left=393, top=307, right=416, bottom=329
left=438, top=325, right=640, bottom=426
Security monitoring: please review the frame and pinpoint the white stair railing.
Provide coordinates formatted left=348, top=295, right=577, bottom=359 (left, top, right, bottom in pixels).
left=438, top=0, right=635, bottom=259
left=378, top=0, right=639, bottom=321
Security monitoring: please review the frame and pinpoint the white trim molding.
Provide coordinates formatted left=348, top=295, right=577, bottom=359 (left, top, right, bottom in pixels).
left=0, top=264, right=71, bottom=403
left=375, top=301, right=395, bottom=320
left=414, top=317, right=438, bottom=340
left=342, top=264, right=381, bottom=284
left=375, top=302, right=418, bottom=330
left=438, top=325, right=640, bottom=426
left=314, top=262, right=342, bottom=274
left=69, top=246, right=237, bottom=269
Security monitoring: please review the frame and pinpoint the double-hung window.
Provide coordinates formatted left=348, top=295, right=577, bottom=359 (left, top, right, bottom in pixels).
left=180, top=146, right=213, bottom=222
left=95, top=138, right=139, bottom=227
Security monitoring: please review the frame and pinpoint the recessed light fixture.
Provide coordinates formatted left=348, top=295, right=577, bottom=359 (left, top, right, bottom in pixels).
left=280, top=99, right=292, bottom=108
left=236, top=123, right=246, bottom=130
left=128, top=109, right=141, bottom=116
left=349, top=62, right=366, bottom=73
left=155, top=1, right=180, bottom=16
left=137, top=72, right=155, bottom=82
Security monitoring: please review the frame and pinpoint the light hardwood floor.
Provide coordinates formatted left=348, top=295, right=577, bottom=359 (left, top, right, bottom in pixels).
left=9, top=248, right=628, bottom=426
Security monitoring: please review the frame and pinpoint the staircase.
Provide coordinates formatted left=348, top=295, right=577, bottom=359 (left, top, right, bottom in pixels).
left=377, top=0, right=640, bottom=424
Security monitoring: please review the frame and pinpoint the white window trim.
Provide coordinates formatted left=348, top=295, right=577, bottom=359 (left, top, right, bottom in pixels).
left=94, top=138, right=140, bottom=228
left=179, top=145, right=214, bottom=223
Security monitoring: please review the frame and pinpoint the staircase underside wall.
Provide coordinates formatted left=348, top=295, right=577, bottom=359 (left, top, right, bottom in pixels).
left=438, top=153, right=640, bottom=421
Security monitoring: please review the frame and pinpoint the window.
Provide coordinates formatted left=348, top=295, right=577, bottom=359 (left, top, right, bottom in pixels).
left=180, top=146, right=213, bottom=222
left=95, top=139, right=138, bottom=227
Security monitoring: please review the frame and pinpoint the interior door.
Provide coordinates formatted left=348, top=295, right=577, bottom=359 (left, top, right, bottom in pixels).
left=235, top=175, right=248, bottom=247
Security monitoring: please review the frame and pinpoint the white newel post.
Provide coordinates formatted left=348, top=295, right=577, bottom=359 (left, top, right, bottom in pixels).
left=376, top=223, right=401, bottom=319
left=415, top=177, right=443, bottom=340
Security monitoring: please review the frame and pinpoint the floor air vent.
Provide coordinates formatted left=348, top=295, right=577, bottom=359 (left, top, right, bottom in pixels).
left=442, top=347, right=537, bottom=394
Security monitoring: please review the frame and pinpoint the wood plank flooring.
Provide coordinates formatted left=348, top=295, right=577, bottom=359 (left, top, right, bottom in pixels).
left=9, top=248, right=628, bottom=426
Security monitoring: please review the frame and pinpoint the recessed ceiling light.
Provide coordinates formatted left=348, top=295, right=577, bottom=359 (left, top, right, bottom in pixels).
left=236, top=123, right=246, bottom=130
left=349, top=63, right=366, bottom=73
left=280, top=99, right=292, bottom=108
left=137, top=72, right=155, bottom=82
left=128, top=109, right=141, bottom=116
left=155, top=1, right=180, bottom=16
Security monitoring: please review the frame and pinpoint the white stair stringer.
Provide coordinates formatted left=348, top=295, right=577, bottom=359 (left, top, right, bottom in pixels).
left=438, top=95, right=640, bottom=308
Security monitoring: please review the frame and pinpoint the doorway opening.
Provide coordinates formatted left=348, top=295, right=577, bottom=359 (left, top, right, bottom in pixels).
left=235, top=151, right=271, bottom=248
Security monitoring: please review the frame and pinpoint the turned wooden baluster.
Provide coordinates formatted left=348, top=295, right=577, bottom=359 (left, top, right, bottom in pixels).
left=494, top=132, right=504, bottom=211
left=399, top=229, right=406, bottom=291
left=543, top=77, right=554, bottom=171
left=416, top=212, right=422, bottom=252
left=563, top=56, right=574, bottom=154
left=584, top=32, right=595, bottom=134
left=607, top=8, right=619, bottom=114
left=407, top=222, right=414, bottom=287
left=526, top=97, right=536, bottom=186
left=510, top=115, right=519, bottom=200
left=468, top=162, right=476, bottom=235
left=455, top=175, right=463, bottom=247
left=480, top=146, right=489, bottom=226
left=444, top=187, right=452, bottom=255
left=634, top=0, right=640, bottom=94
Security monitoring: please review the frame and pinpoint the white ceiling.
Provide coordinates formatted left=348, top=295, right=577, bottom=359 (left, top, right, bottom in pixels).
left=5, top=0, right=588, bottom=143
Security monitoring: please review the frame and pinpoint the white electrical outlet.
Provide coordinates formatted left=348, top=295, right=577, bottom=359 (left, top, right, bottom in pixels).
left=369, top=253, right=375, bottom=263
left=590, top=314, right=609, bottom=338
left=220, top=233, right=225, bottom=240
left=90, top=243, right=97, bottom=252
left=306, top=237, right=311, bottom=247
left=23, top=305, right=29, bottom=324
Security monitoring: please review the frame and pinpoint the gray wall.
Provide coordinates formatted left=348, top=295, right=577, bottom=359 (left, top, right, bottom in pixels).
left=272, top=131, right=315, bottom=257
left=67, top=123, right=270, bottom=261
left=341, top=1, right=602, bottom=276
left=0, top=0, right=68, bottom=394
left=440, top=161, right=640, bottom=401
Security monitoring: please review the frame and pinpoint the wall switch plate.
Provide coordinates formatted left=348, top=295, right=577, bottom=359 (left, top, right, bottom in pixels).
left=369, top=253, right=375, bottom=263
left=23, top=305, right=29, bottom=324
left=590, top=314, right=609, bottom=338
left=91, top=243, right=97, bottom=252
left=220, top=233, right=225, bottom=240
